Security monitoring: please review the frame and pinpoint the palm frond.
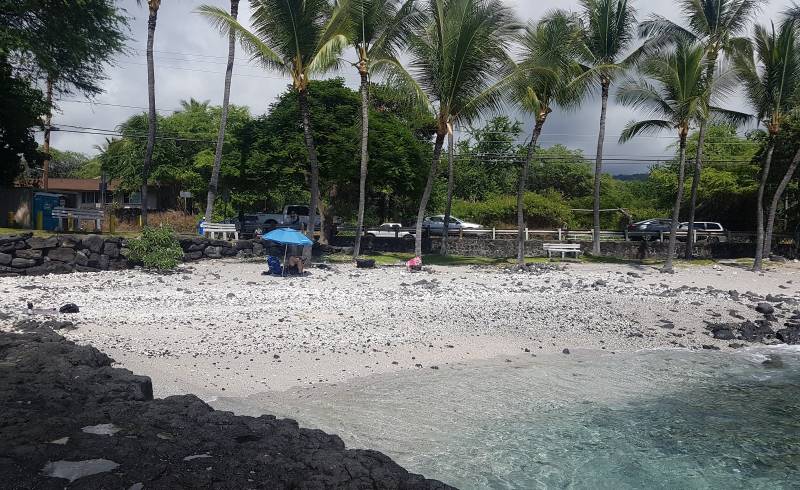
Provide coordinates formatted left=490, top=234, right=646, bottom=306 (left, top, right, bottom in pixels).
left=196, top=5, right=286, bottom=73
left=371, top=56, right=432, bottom=114
left=709, top=106, right=754, bottom=126
left=618, top=119, right=673, bottom=143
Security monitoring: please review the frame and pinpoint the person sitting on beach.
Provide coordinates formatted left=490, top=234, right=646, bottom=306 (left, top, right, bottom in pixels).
left=286, top=255, right=305, bottom=275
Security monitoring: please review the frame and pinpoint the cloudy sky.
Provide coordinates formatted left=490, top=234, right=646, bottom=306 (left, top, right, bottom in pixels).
left=47, top=0, right=793, bottom=174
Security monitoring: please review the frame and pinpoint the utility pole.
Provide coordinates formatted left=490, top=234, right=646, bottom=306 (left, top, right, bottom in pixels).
left=42, top=77, right=53, bottom=191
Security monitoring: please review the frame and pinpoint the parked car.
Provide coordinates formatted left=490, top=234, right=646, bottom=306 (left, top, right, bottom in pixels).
left=365, top=223, right=414, bottom=239
left=422, top=215, right=483, bottom=235
left=627, top=218, right=672, bottom=240
left=678, top=221, right=726, bottom=242
left=679, top=221, right=724, bottom=232
left=237, top=214, right=266, bottom=238
left=257, top=205, right=333, bottom=230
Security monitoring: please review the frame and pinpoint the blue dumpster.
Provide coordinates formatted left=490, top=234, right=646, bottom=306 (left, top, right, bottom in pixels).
left=33, top=192, right=64, bottom=231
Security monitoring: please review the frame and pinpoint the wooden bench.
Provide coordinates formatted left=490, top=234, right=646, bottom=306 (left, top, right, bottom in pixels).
left=202, top=223, right=239, bottom=240
left=52, top=207, right=104, bottom=232
left=543, top=242, right=582, bottom=259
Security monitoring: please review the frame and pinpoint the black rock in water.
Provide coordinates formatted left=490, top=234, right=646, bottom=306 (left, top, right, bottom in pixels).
left=0, top=322, right=452, bottom=489
left=776, top=326, right=800, bottom=345
left=59, top=303, right=80, bottom=314
left=709, top=324, right=736, bottom=341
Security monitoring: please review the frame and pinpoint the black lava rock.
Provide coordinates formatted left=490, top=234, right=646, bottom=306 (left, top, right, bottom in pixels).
left=739, top=321, right=774, bottom=342
left=709, top=324, right=736, bottom=340
left=776, top=326, right=800, bottom=345
left=756, top=302, right=775, bottom=315
left=0, top=322, right=451, bottom=489
left=58, top=303, right=80, bottom=314
left=356, top=258, right=376, bottom=269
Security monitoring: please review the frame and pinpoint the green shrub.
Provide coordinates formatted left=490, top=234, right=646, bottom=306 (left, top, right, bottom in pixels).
left=450, top=190, right=575, bottom=228
left=127, top=225, right=184, bottom=270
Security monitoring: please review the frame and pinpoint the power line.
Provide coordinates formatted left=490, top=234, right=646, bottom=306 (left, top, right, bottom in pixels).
left=55, top=99, right=176, bottom=114
left=116, top=59, right=289, bottom=81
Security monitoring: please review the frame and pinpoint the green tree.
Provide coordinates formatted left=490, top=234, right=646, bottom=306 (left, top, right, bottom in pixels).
left=343, top=0, right=419, bottom=257
left=0, top=62, right=47, bottom=185
left=576, top=0, right=639, bottom=255
left=198, top=0, right=349, bottom=250
left=511, top=11, right=585, bottom=264
left=640, top=0, right=765, bottom=258
left=203, top=0, right=240, bottom=224
left=240, top=79, right=433, bottom=234
left=1, top=0, right=128, bottom=190
left=380, top=0, right=519, bottom=256
left=99, top=102, right=251, bottom=206
left=734, top=18, right=800, bottom=270
left=46, top=149, right=90, bottom=178
left=451, top=117, right=523, bottom=202
left=617, top=42, right=744, bottom=272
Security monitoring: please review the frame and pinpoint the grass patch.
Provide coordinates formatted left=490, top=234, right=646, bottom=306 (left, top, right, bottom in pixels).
left=0, top=227, right=139, bottom=239
left=327, top=252, right=558, bottom=267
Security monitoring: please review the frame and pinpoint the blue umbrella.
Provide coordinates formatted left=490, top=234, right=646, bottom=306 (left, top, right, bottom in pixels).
left=262, top=228, right=313, bottom=246
left=262, top=228, right=313, bottom=276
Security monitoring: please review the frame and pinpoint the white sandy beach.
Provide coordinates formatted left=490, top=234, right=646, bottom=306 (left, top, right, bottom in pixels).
left=1, top=259, right=798, bottom=399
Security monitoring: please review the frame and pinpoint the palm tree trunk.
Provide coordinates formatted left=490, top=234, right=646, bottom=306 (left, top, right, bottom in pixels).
left=663, top=136, right=688, bottom=273
left=592, top=79, right=610, bottom=255
left=205, top=0, right=239, bottom=223
left=764, top=145, right=800, bottom=259
left=414, top=132, right=446, bottom=257
left=753, top=137, right=775, bottom=272
left=685, top=120, right=706, bottom=259
left=298, top=88, right=320, bottom=258
left=353, top=69, right=370, bottom=258
left=141, top=5, right=159, bottom=227
left=441, top=128, right=455, bottom=256
left=517, top=116, right=545, bottom=265
left=41, top=76, right=53, bottom=191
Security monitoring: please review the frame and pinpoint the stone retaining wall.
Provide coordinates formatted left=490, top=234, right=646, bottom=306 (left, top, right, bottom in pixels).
left=0, top=233, right=128, bottom=277
left=434, top=238, right=797, bottom=260
left=1, top=232, right=794, bottom=277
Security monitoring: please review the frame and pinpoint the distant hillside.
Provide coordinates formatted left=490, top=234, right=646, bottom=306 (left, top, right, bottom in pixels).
left=613, top=173, right=649, bottom=182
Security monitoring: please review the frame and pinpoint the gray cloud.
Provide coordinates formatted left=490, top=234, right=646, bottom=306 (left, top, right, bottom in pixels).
left=46, top=0, right=793, bottom=174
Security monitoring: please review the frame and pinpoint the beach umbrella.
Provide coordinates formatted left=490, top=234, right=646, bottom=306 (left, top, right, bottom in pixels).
left=262, top=228, right=313, bottom=276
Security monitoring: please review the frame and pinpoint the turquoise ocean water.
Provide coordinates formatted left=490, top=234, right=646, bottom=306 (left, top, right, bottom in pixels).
left=214, top=346, right=800, bottom=489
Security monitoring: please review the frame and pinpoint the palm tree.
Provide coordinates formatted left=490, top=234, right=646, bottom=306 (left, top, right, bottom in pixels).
left=345, top=0, right=419, bottom=258
left=639, top=0, right=764, bottom=259
left=576, top=0, right=638, bottom=255
left=735, top=19, right=800, bottom=270
left=138, top=0, right=161, bottom=226
left=379, top=0, right=518, bottom=257
left=511, top=11, right=585, bottom=265
left=198, top=1, right=348, bottom=251
left=617, top=42, right=745, bottom=273
left=204, top=0, right=239, bottom=224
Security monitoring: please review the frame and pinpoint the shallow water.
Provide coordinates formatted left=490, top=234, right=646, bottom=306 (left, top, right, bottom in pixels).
left=213, top=347, right=800, bottom=489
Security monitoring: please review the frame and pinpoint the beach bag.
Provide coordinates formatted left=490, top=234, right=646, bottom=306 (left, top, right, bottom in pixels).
left=267, top=255, right=283, bottom=275
left=406, top=256, right=422, bottom=271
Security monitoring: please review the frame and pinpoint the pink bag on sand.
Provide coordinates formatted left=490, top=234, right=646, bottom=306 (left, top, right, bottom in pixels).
left=406, top=256, right=422, bottom=271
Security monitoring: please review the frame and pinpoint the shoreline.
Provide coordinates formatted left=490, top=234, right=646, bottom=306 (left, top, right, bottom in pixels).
left=1, top=259, right=798, bottom=400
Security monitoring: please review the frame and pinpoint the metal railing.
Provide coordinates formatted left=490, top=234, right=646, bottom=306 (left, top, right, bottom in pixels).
left=336, top=226, right=793, bottom=244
